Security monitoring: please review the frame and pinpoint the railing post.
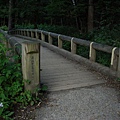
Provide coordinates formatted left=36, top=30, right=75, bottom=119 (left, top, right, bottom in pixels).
left=71, top=37, right=76, bottom=54
left=24, top=30, right=26, bottom=36
left=58, top=35, right=62, bottom=48
left=31, top=30, right=34, bottom=38
left=89, top=42, right=96, bottom=61
left=19, top=30, right=20, bottom=35
left=117, top=48, right=120, bottom=77
left=17, top=30, right=18, bottom=35
left=110, top=47, right=118, bottom=71
left=27, top=30, right=30, bottom=37
left=48, top=32, right=52, bottom=44
left=22, top=42, right=40, bottom=92
left=41, top=31, right=45, bottom=41
left=35, top=30, right=39, bottom=39
left=20, top=30, right=22, bottom=35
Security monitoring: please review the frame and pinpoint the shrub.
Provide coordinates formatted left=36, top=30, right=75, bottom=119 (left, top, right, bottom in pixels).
left=0, top=35, right=45, bottom=120
left=0, top=26, right=8, bottom=31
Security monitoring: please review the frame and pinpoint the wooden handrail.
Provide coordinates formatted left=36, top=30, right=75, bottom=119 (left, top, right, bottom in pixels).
left=11, top=29, right=120, bottom=78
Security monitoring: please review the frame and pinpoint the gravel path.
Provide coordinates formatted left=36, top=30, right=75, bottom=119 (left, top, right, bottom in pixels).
left=35, top=85, right=120, bottom=120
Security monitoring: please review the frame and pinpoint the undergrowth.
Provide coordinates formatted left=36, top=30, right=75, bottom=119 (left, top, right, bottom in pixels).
left=0, top=34, right=47, bottom=120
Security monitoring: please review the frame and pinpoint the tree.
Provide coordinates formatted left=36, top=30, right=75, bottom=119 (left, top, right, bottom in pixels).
left=88, top=0, right=94, bottom=32
left=8, top=0, right=15, bottom=31
left=71, top=0, right=81, bottom=30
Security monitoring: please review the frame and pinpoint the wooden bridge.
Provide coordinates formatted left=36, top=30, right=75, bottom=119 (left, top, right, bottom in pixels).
left=0, top=29, right=120, bottom=92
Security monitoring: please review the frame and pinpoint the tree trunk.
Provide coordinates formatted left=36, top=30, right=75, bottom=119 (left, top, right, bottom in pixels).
left=88, top=0, right=94, bottom=32
left=8, top=0, right=15, bottom=32
left=71, top=0, right=81, bottom=30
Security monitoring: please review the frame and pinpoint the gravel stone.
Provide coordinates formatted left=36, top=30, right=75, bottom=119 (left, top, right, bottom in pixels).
left=35, top=85, right=120, bottom=120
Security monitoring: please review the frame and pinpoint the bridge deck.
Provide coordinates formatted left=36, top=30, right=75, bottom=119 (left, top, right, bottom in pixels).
left=41, top=46, right=105, bottom=91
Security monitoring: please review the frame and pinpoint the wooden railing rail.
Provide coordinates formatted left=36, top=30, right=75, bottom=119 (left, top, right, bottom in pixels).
left=11, top=29, right=120, bottom=78
left=0, top=29, right=40, bottom=92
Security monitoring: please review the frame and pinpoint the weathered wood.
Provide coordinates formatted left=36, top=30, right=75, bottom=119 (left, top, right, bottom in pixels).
left=41, top=31, right=45, bottom=41
left=92, top=43, right=113, bottom=54
left=89, top=42, right=96, bottom=61
left=22, top=43, right=40, bottom=92
left=42, top=31, right=48, bottom=36
left=71, top=38, right=76, bottom=54
left=48, top=32, right=53, bottom=44
left=24, top=30, right=26, bottom=36
left=35, top=30, right=39, bottom=39
left=58, top=35, right=62, bottom=48
left=27, top=30, right=30, bottom=37
left=0, top=30, right=41, bottom=92
left=31, top=31, right=34, bottom=38
left=13, top=29, right=120, bottom=76
left=60, top=35, right=71, bottom=42
left=110, top=47, right=118, bottom=71
left=50, top=32, right=59, bottom=38
left=73, top=38, right=90, bottom=47
left=117, top=49, right=120, bottom=77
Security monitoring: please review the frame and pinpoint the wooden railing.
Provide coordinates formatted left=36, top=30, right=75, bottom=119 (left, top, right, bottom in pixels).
left=11, top=29, right=120, bottom=78
left=0, top=29, right=40, bottom=93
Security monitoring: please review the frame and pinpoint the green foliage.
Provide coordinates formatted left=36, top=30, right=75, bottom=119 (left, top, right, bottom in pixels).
left=0, top=26, right=8, bottom=31
left=38, top=24, right=80, bottom=36
left=76, top=45, right=89, bottom=59
left=0, top=37, right=47, bottom=119
left=0, top=42, right=22, bottom=120
left=62, top=41, right=71, bottom=51
left=88, top=24, right=120, bottom=47
left=15, top=23, right=35, bottom=29
left=96, top=51, right=111, bottom=67
left=86, top=25, right=120, bottom=66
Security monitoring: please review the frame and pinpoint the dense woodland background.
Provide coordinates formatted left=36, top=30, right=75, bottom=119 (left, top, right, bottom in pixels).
left=0, top=0, right=120, bottom=47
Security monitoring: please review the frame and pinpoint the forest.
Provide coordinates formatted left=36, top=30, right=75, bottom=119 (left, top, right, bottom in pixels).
left=0, top=0, right=119, bottom=34
left=0, top=0, right=120, bottom=119
left=0, top=0, right=120, bottom=48
left=0, top=0, right=120, bottom=65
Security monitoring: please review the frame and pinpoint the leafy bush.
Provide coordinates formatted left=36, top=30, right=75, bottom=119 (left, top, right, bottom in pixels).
left=37, top=24, right=79, bottom=36
left=0, top=26, right=8, bottom=31
left=15, top=23, right=35, bottom=29
left=87, top=24, right=120, bottom=47
left=0, top=35, right=46, bottom=120
left=15, top=23, right=80, bottom=37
